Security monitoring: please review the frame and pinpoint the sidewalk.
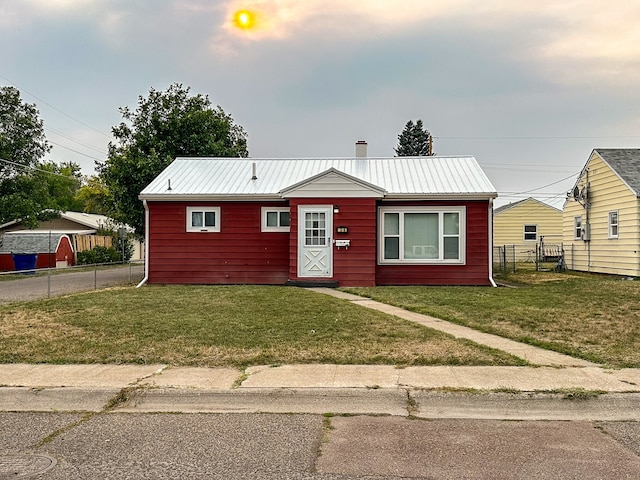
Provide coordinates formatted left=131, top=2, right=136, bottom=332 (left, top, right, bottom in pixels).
left=1, top=363, right=639, bottom=420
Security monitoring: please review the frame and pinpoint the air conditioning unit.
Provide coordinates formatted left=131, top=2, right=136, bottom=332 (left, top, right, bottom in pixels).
left=581, top=224, right=590, bottom=241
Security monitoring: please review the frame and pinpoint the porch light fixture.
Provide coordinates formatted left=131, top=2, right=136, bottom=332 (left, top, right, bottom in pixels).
left=333, top=205, right=339, bottom=213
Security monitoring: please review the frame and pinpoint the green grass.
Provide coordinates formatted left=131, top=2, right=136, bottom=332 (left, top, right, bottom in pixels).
left=0, top=285, right=522, bottom=367
left=344, top=266, right=640, bottom=368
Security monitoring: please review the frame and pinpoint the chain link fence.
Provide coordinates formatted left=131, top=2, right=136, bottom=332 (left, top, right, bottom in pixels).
left=493, top=243, right=565, bottom=275
left=0, top=261, right=145, bottom=304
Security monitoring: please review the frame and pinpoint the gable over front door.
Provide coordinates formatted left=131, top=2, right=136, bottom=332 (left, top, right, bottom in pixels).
left=298, top=206, right=333, bottom=277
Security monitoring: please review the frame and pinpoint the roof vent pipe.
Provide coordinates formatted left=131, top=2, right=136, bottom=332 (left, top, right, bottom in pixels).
left=167, top=179, right=172, bottom=191
left=251, top=162, right=257, bottom=180
left=355, top=140, right=367, bottom=158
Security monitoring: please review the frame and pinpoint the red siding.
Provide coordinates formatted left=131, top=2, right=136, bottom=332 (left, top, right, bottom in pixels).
left=0, top=254, right=55, bottom=271
left=375, top=200, right=492, bottom=286
left=147, top=202, right=290, bottom=284
left=288, top=198, right=377, bottom=287
left=0, top=236, right=74, bottom=271
left=146, top=198, right=492, bottom=286
left=55, top=236, right=74, bottom=266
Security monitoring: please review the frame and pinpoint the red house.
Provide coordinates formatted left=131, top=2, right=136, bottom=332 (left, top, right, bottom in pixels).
left=139, top=151, right=498, bottom=287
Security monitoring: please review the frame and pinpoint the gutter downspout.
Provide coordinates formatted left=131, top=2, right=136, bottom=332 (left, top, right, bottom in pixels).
left=136, top=199, right=149, bottom=288
left=488, top=198, right=497, bottom=287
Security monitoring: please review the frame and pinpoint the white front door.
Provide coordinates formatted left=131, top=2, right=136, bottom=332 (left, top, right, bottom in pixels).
left=298, top=206, right=333, bottom=277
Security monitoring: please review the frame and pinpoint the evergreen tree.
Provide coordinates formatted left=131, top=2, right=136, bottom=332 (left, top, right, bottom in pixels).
left=394, top=119, right=433, bottom=156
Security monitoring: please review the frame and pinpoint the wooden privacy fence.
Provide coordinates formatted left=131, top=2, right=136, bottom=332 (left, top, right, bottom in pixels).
left=71, top=235, right=112, bottom=259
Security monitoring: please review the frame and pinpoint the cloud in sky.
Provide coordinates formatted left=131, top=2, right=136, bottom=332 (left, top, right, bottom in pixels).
left=1, top=0, right=639, bottom=207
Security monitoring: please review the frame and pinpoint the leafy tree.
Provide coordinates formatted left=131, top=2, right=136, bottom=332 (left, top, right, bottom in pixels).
left=0, top=173, right=56, bottom=228
left=0, top=161, right=83, bottom=227
left=36, top=161, right=83, bottom=212
left=394, top=119, right=434, bottom=156
left=0, top=86, right=62, bottom=227
left=0, top=86, right=51, bottom=176
left=98, top=83, right=249, bottom=236
left=74, top=175, right=111, bottom=214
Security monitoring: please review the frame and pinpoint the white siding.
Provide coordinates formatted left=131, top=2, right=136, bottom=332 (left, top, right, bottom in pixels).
left=282, top=172, right=384, bottom=198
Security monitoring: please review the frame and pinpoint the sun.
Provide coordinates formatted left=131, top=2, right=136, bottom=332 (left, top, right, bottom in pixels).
left=233, top=9, right=256, bottom=30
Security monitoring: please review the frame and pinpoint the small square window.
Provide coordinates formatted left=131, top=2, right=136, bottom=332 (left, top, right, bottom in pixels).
left=186, top=207, right=220, bottom=232
left=523, top=224, right=537, bottom=241
left=262, top=207, right=290, bottom=232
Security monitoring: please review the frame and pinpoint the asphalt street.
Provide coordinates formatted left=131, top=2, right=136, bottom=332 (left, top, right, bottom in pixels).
left=2, top=411, right=640, bottom=479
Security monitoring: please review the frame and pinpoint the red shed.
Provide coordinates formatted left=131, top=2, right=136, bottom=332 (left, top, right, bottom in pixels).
left=139, top=151, right=498, bottom=287
left=0, top=232, right=74, bottom=271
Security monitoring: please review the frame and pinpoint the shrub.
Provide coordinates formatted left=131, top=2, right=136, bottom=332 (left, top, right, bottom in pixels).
left=77, top=245, right=121, bottom=265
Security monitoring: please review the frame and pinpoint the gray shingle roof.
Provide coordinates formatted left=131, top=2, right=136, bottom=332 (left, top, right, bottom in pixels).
left=595, top=149, right=640, bottom=196
left=0, top=233, right=68, bottom=254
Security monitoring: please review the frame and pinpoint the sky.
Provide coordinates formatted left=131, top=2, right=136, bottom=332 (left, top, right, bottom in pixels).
left=1, top=0, right=640, bottom=208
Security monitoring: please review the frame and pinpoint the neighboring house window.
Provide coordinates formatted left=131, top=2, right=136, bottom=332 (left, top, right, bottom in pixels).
left=574, top=216, right=582, bottom=240
left=186, top=207, right=220, bottom=232
left=379, top=207, right=465, bottom=264
left=608, top=211, right=619, bottom=238
left=523, top=224, right=537, bottom=241
left=261, top=207, right=290, bottom=232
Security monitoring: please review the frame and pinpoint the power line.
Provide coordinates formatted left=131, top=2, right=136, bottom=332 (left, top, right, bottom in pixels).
left=503, top=171, right=580, bottom=196
left=435, top=135, right=640, bottom=140
left=45, top=125, right=106, bottom=155
left=47, top=140, right=105, bottom=162
left=0, top=73, right=112, bottom=140
left=0, top=157, right=80, bottom=179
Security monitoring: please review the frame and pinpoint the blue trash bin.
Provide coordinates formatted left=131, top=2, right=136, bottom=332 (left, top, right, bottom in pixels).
left=12, top=253, right=38, bottom=275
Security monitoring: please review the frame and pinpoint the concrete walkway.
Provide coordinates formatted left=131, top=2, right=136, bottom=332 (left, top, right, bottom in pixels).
left=311, top=288, right=596, bottom=367
left=1, top=363, right=639, bottom=420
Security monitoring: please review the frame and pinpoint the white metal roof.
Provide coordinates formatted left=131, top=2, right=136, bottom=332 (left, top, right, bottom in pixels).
left=139, top=156, right=497, bottom=200
left=59, top=211, right=134, bottom=232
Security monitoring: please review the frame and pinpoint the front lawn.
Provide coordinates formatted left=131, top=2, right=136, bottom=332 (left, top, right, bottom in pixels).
left=344, top=268, right=640, bottom=368
left=0, top=285, right=521, bottom=367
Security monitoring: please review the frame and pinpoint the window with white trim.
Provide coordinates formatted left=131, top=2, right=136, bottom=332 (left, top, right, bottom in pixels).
left=261, top=207, right=290, bottom=232
left=523, top=224, right=537, bottom=241
left=186, top=207, right=220, bottom=232
left=379, top=207, right=465, bottom=264
left=608, top=211, right=619, bottom=238
left=574, top=216, right=582, bottom=240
